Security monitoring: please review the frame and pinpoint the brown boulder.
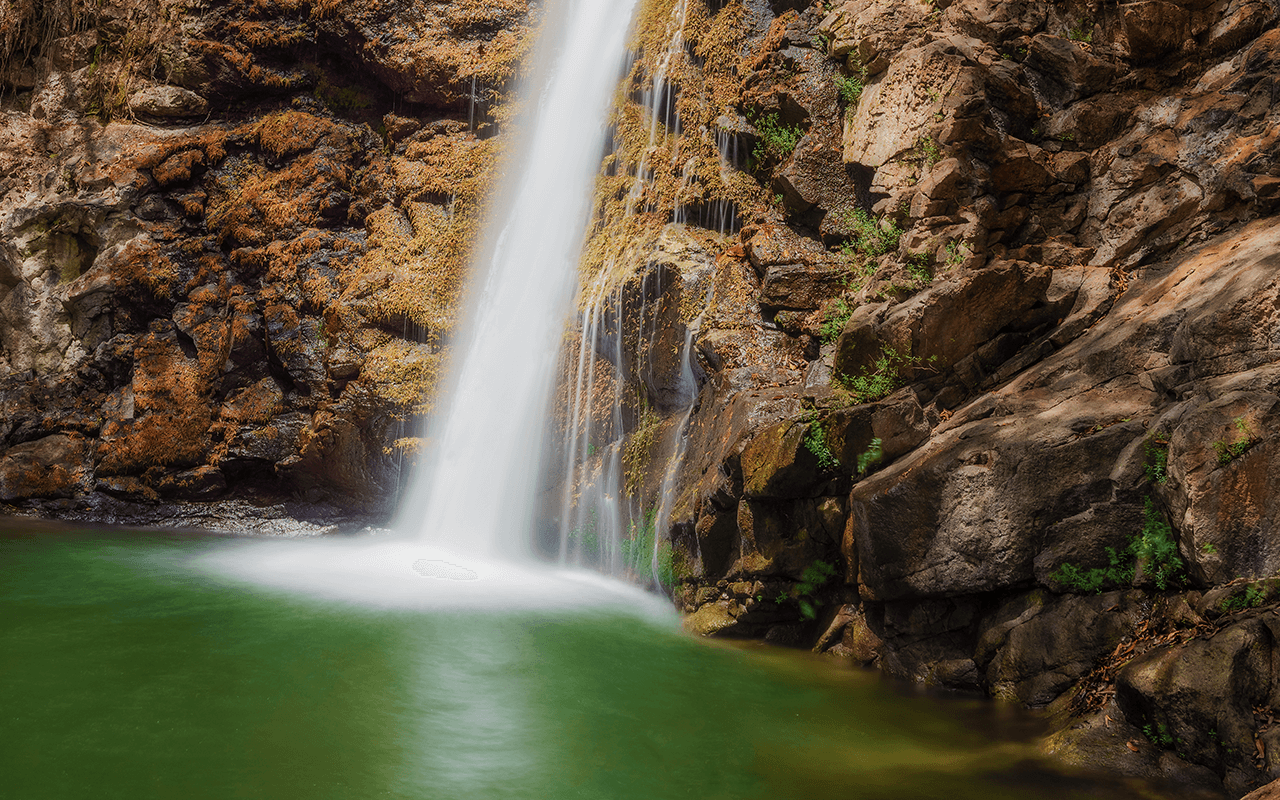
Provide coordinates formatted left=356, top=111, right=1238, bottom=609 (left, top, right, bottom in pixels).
left=1116, top=618, right=1277, bottom=793
left=0, top=434, right=90, bottom=500
left=128, top=85, right=210, bottom=119
left=759, top=263, right=848, bottom=310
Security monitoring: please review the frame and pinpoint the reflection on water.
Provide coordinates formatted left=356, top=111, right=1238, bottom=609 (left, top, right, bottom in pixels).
left=1, top=526, right=1178, bottom=800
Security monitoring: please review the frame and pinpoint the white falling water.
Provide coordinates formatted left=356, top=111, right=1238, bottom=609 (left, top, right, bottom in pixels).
left=196, top=0, right=675, bottom=614
left=397, top=0, right=640, bottom=558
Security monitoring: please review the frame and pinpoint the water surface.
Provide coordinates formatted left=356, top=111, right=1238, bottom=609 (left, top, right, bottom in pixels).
left=2, top=524, right=1174, bottom=799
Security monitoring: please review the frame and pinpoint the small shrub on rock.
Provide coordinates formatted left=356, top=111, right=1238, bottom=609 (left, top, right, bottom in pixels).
left=819, top=298, right=853, bottom=343
left=803, top=418, right=839, bottom=471
left=836, top=345, right=933, bottom=404
left=750, top=112, right=802, bottom=167
left=1213, top=416, right=1256, bottom=465
left=1051, top=498, right=1185, bottom=593
left=840, top=208, right=903, bottom=260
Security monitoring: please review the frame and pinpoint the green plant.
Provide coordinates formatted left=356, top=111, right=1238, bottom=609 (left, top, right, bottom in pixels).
left=906, top=252, right=932, bottom=285
left=1213, top=416, right=1256, bottom=465
left=945, top=240, right=969, bottom=267
left=1134, top=497, right=1183, bottom=590
left=856, top=437, right=884, bottom=477
left=1051, top=541, right=1136, bottom=594
left=1143, top=723, right=1174, bottom=748
left=820, top=298, right=854, bottom=343
left=1221, top=582, right=1269, bottom=612
left=840, top=208, right=904, bottom=260
left=623, top=402, right=661, bottom=496
left=836, top=61, right=868, bottom=107
left=751, top=112, right=803, bottom=166
left=811, top=33, right=830, bottom=52
left=621, top=506, right=676, bottom=588
left=804, top=419, right=840, bottom=472
left=926, top=87, right=942, bottom=102
left=837, top=345, right=935, bottom=403
left=1200, top=542, right=1218, bottom=554
left=1030, top=126, right=1041, bottom=138
left=918, top=135, right=942, bottom=166
left=796, top=559, right=837, bottom=619
left=568, top=507, right=600, bottom=551
left=1067, top=19, right=1093, bottom=43
left=1058, top=131, right=1075, bottom=142
left=1144, top=433, right=1170, bottom=484
left=1220, top=593, right=1247, bottom=613
left=1052, top=498, right=1184, bottom=593
left=872, top=281, right=920, bottom=301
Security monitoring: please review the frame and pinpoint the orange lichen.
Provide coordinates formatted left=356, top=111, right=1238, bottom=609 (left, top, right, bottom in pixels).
left=253, top=110, right=354, bottom=158
left=113, top=236, right=182, bottom=299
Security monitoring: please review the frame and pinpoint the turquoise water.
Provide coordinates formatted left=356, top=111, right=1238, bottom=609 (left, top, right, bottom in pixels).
left=1, top=525, right=1169, bottom=799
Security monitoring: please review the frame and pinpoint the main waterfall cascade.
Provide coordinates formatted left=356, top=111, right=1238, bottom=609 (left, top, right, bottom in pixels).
left=395, top=0, right=641, bottom=557
left=197, top=0, right=677, bottom=610
left=203, top=0, right=750, bottom=603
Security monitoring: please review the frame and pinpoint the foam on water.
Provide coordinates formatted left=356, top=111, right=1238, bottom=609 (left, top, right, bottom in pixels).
left=195, top=539, right=676, bottom=617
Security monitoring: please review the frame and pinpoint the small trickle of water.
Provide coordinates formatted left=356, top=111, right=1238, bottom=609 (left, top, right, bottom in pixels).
left=624, top=0, right=691, bottom=215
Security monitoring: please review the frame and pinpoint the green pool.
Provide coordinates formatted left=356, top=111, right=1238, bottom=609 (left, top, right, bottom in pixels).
left=1, top=524, right=1173, bottom=799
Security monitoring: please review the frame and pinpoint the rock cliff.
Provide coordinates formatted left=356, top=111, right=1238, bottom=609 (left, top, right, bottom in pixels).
left=0, top=0, right=530, bottom=525
left=3, top=0, right=1280, bottom=794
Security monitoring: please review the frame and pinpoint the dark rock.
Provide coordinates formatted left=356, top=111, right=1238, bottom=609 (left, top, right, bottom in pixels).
left=983, top=591, right=1144, bottom=705
left=1116, top=618, right=1277, bottom=792
left=1121, top=1, right=1192, bottom=61
left=759, top=263, right=847, bottom=309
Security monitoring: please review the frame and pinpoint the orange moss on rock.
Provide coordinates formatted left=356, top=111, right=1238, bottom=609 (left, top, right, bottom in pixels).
left=112, top=236, right=183, bottom=299
left=152, top=148, right=207, bottom=186
left=98, top=325, right=214, bottom=475
left=253, top=110, right=355, bottom=158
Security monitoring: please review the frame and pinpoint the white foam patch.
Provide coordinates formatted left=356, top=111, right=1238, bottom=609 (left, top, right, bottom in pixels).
left=191, top=536, right=677, bottom=620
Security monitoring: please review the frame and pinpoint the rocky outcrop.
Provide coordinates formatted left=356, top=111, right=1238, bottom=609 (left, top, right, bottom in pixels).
left=565, top=1, right=1280, bottom=797
left=0, top=0, right=530, bottom=521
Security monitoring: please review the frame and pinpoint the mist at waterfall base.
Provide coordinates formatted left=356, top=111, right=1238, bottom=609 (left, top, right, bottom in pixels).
left=200, top=0, right=645, bottom=611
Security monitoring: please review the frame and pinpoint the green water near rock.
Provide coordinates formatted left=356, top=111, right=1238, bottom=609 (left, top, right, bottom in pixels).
left=2, top=525, right=1173, bottom=800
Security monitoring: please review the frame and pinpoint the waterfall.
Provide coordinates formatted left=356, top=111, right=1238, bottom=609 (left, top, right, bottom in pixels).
left=200, top=0, right=677, bottom=615
left=396, top=0, right=639, bottom=557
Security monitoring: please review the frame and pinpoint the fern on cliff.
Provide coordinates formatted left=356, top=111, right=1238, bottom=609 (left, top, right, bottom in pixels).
left=1051, top=498, right=1184, bottom=593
